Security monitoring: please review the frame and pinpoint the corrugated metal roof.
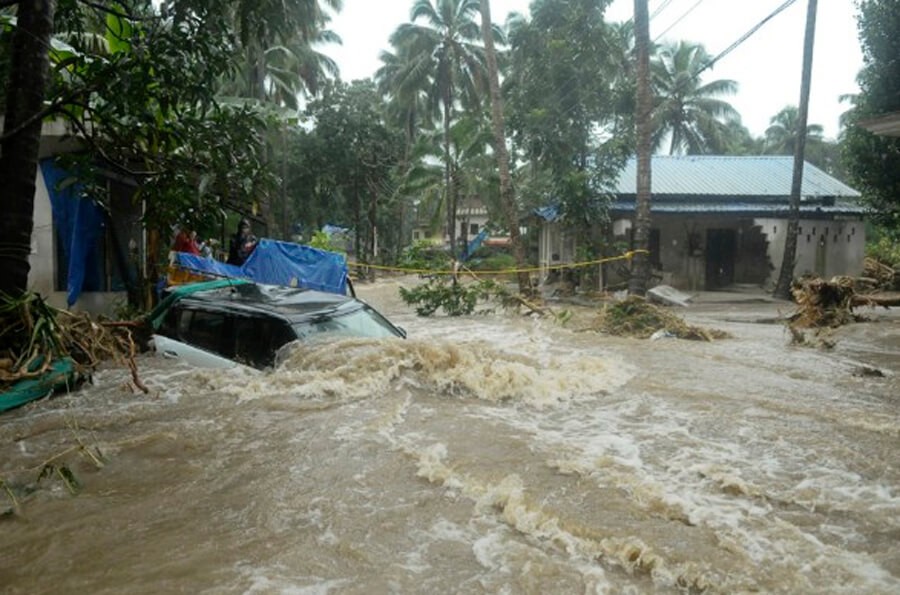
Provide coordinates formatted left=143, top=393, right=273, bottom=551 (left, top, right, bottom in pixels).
left=615, top=156, right=860, bottom=198
left=609, top=200, right=868, bottom=216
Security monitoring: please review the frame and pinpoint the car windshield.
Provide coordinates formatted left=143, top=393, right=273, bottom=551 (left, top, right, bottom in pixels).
left=292, top=304, right=401, bottom=342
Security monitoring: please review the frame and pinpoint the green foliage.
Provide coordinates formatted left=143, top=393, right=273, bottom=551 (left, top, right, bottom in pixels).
left=651, top=41, right=739, bottom=155
left=399, top=278, right=506, bottom=317
left=842, top=0, right=900, bottom=232
left=288, top=80, right=403, bottom=261
left=763, top=105, right=824, bottom=155
left=505, top=0, right=629, bottom=231
left=400, top=241, right=452, bottom=271
left=11, top=1, right=281, bottom=241
left=866, top=234, right=900, bottom=267
left=381, top=0, right=500, bottom=251
left=308, top=230, right=343, bottom=254
left=469, top=252, right=516, bottom=272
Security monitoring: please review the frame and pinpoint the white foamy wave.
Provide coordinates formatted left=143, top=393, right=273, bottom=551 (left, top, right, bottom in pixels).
left=190, top=337, right=625, bottom=409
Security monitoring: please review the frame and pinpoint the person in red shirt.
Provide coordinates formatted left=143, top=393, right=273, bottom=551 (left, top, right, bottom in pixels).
left=173, top=227, right=201, bottom=255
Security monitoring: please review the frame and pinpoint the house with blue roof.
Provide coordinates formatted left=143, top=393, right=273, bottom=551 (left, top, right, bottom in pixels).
left=534, top=155, right=867, bottom=291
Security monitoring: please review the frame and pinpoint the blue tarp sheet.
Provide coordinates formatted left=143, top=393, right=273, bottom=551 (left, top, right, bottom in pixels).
left=173, top=239, right=348, bottom=295
left=462, top=228, right=490, bottom=261
left=40, top=159, right=105, bottom=306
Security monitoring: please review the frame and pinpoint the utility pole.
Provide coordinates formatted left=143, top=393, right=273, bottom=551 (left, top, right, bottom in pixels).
left=773, top=0, right=818, bottom=300
left=629, top=0, right=652, bottom=296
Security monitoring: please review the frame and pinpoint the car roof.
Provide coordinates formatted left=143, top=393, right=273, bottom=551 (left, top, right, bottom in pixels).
left=173, top=281, right=358, bottom=323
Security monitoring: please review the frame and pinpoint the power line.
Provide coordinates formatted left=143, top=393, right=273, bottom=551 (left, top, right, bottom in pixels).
left=650, top=0, right=678, bottom=21
left=654, top=0, right=707, bottom=42
left=697, top=0, right=798, bottom=77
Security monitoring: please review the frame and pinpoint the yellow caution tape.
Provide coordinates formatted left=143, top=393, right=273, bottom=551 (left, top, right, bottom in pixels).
left=347, top=250, right=650, bottom=276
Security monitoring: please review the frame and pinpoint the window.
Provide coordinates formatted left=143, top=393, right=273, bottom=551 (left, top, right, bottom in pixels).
left=293, top=306, right=401, bottom=343
left=185, top=309, right=231, bottom=357
left=234, top=316, right=294, bottom=368
left=470, top=223, right=479, bottom=235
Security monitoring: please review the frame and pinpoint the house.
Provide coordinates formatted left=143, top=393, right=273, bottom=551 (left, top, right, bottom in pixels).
left=410, top=199, right=508, bottom=256
left=22, top=119, right=143, bottom=315
left=535, top=155, right=867, bottom=291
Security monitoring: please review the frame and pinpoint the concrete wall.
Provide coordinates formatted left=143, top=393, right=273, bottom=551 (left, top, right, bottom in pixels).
left=756, top=218, right=866, bottom=286
left=538, top=213, right=866, bottom=291
left=537, top=220, right=578, bottom=282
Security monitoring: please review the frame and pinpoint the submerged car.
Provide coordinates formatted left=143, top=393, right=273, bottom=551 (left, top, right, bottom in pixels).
left=149, top=279, right=405, bottom=370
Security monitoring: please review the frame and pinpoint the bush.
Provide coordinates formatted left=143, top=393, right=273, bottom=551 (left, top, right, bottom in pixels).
left=399, top=278, right=507, bottom=316
left=469, top=253, right=517, bottom=272
left=866, top=236, right=900, bottom=268
left=308, top=230, right=344, bottom=254
left=400, top=241, right=452, bottom=272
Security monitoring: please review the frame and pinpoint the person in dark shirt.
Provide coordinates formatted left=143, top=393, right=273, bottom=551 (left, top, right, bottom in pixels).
left=227, top=218, right=258, bottom=265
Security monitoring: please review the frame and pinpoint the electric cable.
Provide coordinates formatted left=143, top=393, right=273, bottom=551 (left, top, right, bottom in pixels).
left=654, top=0, right=707, bottom=42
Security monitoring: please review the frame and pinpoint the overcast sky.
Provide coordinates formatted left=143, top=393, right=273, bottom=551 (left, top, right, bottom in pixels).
left=325, top=0, right=863, bottom=141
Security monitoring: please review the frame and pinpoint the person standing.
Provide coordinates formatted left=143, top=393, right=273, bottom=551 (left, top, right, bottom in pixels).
left=173, top=226, right=201, bottom=255
left=227, top=218, right=258, bottom=265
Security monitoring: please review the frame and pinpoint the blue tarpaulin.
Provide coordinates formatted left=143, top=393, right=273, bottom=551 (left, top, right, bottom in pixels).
left=462, top=228, right=490, bottom=261
left=40, top=159, right=106, bottom=306
left=173, top=239, right=349, bottom=295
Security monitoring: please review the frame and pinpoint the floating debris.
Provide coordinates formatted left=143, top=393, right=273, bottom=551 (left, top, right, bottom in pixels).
left=0, top=292, right=147, bottom=398
left=586, top=296, right=729, bottom=341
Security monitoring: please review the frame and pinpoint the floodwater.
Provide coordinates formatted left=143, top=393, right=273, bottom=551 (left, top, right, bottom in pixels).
left=2, top=278, right=898, bottom=594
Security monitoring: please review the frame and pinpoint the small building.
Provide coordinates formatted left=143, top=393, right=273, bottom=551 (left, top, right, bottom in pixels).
left=535, top=155, right=867, bottom=291
left=410, top=199, right=506, bottom=255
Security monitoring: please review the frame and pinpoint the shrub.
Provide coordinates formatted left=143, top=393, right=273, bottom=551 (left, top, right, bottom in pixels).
left=400, top=241, right=452, bottom=272
left=866, top=236, right=900, bottom=268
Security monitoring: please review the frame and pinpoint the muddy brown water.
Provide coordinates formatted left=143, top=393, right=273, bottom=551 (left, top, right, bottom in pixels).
left=2, top=278, right=898, bottom=594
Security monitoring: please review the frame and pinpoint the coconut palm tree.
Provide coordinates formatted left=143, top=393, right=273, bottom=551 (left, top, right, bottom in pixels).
left=219, top=30, right=341, bottom=110
left=375, top=45, right=435, bottom=150
left=651, top=40, right=739, bottom=155
left=220, top=0, right=342, bottom=103
left=0, top=0, right=55, bottom=298
left=385, top=0, right=492, bottom=253
left=763, top=105, right=824, bottom=155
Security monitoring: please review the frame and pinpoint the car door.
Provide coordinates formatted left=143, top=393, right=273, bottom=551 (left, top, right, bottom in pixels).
left=153, top=306, right=238, bottom=369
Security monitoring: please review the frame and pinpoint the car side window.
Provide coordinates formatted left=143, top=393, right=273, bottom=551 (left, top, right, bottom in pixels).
left=186, top=309, right=231, bottom=357
left=233, top=316, right=294, bottom=368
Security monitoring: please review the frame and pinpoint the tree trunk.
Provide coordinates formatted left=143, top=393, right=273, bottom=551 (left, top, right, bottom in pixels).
left=480, top=0, right=530, bottom=294
left=773, top=0, right=818, bottom=300
left=443, top=96, right=456, bottom=257
left=367, top=178, right=378, bottom=278
left=629, top=0, right=652, bottom=297
left=0, top=0, right=56, bottom=298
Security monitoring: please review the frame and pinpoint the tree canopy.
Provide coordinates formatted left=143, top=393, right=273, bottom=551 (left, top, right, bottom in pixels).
left=842, top=0, right=900, bottom=233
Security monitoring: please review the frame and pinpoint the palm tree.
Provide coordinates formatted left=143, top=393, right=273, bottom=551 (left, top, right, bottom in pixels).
left=222, top=0, right=343, bottom=104
left=0, top=0, right=55, bottom=298
left=386, top=0, right=491, bottom=255
left=763, top=105, right=824, bottom=155
left=219, top=31, right=341, bottom=110
left=375, top=45, right=434, bottom=150
left=651, top=40, right=739, bottom=155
